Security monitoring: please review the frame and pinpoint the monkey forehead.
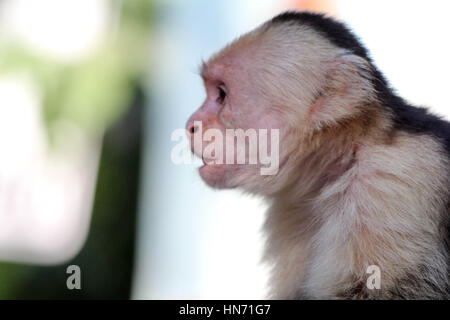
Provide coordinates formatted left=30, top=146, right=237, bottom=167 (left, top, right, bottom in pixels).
left=201, top=51, right=253, bottom=84
left=203, top=25, right=339, bottom=79
left=202, top=35, right=263, bottom=82
left=200, top=59, right=231, bottom=81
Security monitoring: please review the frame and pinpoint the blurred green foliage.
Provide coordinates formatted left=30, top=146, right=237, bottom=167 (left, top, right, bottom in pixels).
left=0, top=0, right=153, bottom=138
left=0, top=90, right=144, bottom=299
left=0, top=0, right=153, bottom=299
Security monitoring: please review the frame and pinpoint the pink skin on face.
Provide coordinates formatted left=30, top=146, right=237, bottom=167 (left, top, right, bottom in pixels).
left=186, top=53, right=285, bottom=189
left=185, top=61, right=238, bottom=188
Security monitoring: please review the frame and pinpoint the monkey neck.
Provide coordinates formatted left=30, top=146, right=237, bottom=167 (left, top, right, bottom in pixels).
left=264, top=106, right=395, bottom=298
left=274, top=105, right=393, bottom=205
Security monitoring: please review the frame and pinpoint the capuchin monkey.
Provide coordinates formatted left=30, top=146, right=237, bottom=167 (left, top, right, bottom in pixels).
left=186, top=11, right=450, bottom=299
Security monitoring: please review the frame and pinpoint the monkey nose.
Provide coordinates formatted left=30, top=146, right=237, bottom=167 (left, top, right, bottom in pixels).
left=186, top=120, right=199, bottom=137
left=190, top=124, right=199, bottom=134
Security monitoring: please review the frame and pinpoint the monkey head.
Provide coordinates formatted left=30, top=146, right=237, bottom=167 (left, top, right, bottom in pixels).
left=186, top=17, right=377, bottom=195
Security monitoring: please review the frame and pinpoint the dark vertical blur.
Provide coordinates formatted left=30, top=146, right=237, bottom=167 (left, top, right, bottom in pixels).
left=0, top=86, right=144, bottom=299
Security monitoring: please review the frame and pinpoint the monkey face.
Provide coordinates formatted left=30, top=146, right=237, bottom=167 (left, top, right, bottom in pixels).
left=186, top=52, right=286, bottom=191
left=185, top=29, right=341, bottom=193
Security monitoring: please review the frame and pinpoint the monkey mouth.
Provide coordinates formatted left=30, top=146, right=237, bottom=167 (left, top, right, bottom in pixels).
left=201, top=158, right=213, bottom=167
left=201, top=155, right=219, bottom=166
left=202, top=160, right=221, bottom=168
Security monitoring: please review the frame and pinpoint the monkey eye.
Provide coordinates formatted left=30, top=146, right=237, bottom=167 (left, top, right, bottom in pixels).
left=216, top=85, right=227, bottom=105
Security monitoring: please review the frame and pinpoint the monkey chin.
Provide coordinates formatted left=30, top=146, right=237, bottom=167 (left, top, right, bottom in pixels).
left=199, top=164, right=233, bottom=189
left=199, top=162, right=267, bottom=192
left=198, top=163, right=242, bottom=189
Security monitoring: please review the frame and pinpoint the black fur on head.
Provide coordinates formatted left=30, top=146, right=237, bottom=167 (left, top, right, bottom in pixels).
left=269, top=11, right=450, bottom=153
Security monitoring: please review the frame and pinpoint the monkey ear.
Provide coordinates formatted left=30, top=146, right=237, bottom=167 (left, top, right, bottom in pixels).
left=309, top=55, right=375, bottom=125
